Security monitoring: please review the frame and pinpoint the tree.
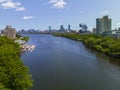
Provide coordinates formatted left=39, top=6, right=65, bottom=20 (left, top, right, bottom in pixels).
left=0, top=36, right=33, bottom=90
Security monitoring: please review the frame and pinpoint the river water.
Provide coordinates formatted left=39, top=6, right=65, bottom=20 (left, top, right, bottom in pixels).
left=21, top=34, right=120, bottom=90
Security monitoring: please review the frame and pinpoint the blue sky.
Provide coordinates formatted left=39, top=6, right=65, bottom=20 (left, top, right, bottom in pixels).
left=0, top=0, right=120, bottom=31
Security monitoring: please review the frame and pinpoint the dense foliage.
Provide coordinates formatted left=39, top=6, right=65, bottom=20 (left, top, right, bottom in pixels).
left=16, top=34, right=21, bottom=38
left=0, top=36, right=33, bottom=90
left=21, top=37, right=29, bottom=42
left=16, top=34, right=29, bottom=42
left=53, top=33, right=120, bottom=58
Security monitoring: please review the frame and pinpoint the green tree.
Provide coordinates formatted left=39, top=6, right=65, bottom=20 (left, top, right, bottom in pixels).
left=0, top=36, right=33, bottom=90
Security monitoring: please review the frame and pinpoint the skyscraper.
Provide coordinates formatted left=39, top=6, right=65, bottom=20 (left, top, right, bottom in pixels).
left=60, top=25, right=65, bottom=31
left=79, top=24, right=88, bottom=31
left=96, top=15, right=111, bottom=34
left=49, top=26, right=51, bottom=32
left=68, top=24, right=71, bottom=31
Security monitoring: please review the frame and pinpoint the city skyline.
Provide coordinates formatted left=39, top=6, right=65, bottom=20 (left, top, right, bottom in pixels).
left=0, top=0, right=120, bottom=31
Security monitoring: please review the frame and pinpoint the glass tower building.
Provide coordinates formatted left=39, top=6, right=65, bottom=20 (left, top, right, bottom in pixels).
left=96, top=15, right=111, bottom=34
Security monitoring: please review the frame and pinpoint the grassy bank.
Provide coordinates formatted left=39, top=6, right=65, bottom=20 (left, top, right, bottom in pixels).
left=53, top=33, right=120, bottom=58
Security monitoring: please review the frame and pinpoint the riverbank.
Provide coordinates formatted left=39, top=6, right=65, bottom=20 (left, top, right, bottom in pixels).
left=53, top=33, right=120, bottom=58
left=0, top=36, right=33, bottom=90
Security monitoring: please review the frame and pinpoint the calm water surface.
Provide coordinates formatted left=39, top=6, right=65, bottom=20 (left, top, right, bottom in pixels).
left=21, top=34, right=120, bottom=90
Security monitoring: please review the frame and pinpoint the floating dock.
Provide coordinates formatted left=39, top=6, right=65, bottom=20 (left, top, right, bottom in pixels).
left=21, top=44, right=35, bottom=52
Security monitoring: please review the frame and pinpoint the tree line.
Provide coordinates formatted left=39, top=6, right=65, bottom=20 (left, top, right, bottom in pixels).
left=53, top=33, right=120, bottom=58
left=0, top=36, right=33, bottom=90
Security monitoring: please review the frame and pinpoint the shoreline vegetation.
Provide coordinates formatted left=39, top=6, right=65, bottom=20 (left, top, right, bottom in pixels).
left=0, top=36, right=33, bottom=90
left=53, top=33, right=120, bottom=58
left=15, top=34, right=35, bottom=52
left=16, top=34, right=29, bottom=42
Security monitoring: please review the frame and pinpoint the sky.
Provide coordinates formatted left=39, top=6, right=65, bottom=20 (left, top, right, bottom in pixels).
left=0, top=0, right=120, bottom=31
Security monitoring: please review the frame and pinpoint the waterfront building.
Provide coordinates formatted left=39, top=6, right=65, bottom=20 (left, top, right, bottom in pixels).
left=111, top=28, right=120, bottom=38
left=96, top=15, right=111, bottom=34
left=1, top=25, right=16, bottom=39
left=92, top=28, right=96, bottom=34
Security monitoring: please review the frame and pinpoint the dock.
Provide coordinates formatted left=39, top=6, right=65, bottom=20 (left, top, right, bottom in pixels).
left=21, top=44, right=35, bottom=52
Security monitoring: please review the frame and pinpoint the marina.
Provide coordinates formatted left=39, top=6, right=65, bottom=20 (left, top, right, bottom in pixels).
left=21, top=44, right=35, bottom=52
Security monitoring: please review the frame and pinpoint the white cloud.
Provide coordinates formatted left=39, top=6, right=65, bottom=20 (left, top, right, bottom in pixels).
left=0, top=0, right=25, bottom=11
left=0, top=0, right=5, bottom=3
left=50, top=0, right=57, bottom=3
left=0, top=0, right=11, bottom=3
left=49, top=0, right=67, bottom=9
left=15, top=7, right=25, bottom=11
left=23, top=16, right=34, bottom=20
left=0, top=0, right=12, bottom=2
left=1, top=2, right=21, bottom=9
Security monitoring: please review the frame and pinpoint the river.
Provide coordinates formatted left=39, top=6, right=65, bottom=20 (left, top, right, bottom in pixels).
left=21, top=34, right=120, bottom=90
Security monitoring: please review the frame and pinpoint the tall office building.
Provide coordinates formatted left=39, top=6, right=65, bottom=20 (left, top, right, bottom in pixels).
left=60, top=25, right=65, bottom=31
left=79, top=24, right=88, bottom=31
left=49, top=26, right=51, bottom=32
left=96, top=15, right=111, bottom=34
left=68, top=24, right=71, bottom=31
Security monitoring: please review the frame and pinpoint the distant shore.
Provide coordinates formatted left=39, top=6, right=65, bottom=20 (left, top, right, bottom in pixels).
left=53, top=33, right=120, bottom=58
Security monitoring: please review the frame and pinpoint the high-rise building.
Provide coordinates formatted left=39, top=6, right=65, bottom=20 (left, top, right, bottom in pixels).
left=79, top=24, right=88, bottom=33
left=60, top=25, right=65, bottom=31
left=68, top=24, right=71, bottom=31
left=96, top=15, right=111, bottom=34
left=49, top=26, right=51, bottom=32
